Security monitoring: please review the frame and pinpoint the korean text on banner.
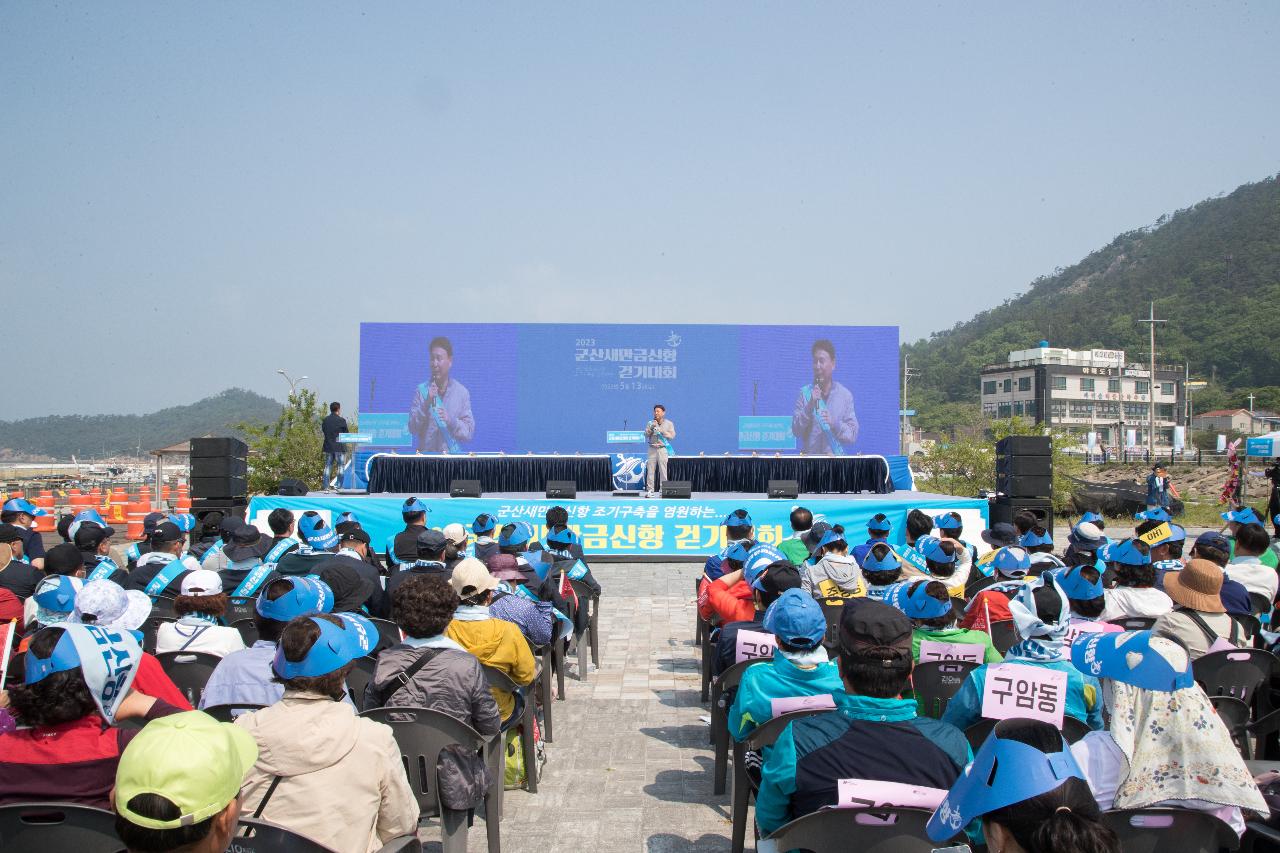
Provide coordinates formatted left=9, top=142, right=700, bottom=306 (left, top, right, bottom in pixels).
left=917, top=640, right=985, bottom=664
left=735, top=629, right=777, bottom=664
left=979, top=662, right=1067, bottom=727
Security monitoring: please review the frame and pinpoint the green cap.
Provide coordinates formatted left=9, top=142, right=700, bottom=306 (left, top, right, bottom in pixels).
left=115, top=711, right=259, bottom=830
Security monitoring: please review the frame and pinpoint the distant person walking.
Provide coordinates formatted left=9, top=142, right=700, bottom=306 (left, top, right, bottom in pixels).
left=1146, top=464, right=1179, bottom=512
left=322, top=402, right=349, bottom=491
left=644, top=404, right=676, bottom=497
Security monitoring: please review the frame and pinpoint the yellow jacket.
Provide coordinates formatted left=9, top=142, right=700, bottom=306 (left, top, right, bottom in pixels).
left=447, top=614, right=537, bottom=719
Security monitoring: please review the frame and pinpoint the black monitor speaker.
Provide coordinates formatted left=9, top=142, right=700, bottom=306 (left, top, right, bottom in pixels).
left=660, top=480, right=692, bottom=499
left=449, top=479, right=482, bottom=498
left=278, top=478, right=309, bottom=497
left=767, top=479, right=799, bottom=499
left=546, top=480, right=577, bottom=499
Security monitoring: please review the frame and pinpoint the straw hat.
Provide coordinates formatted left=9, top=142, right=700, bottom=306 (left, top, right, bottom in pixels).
left=1163, top=558, right=1226, bottom=614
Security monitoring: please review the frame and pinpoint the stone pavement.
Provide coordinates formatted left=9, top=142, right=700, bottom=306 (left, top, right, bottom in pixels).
left=419, top=562, right=733, bottom=852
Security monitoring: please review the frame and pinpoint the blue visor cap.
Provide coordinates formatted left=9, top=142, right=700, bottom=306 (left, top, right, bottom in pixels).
left=725, top=540, right=753, bottom=565
left=899, top=580, right=952, bottom=620
left=498, top=521, right=533, bottom=547
left=73, top=508, right=108, bottom=528
left=1071, top=630, right=1193, bottom=691
left=167, top=513, right=196, bottom=533
left=1104, top=539, right=1150, bottom=567
left=273, top=613, right=377, bottom=679
left=933, top=513, right=962, bottom=531
left=472, top=514, right=497, bottom=534
left=862, top=547, right=902, bottom=573
left=1080, top=511, right=1103, bottom=525
left=745, top=545, right=788, bottom=589
left=763, top=588, right=826, bottom=649
left=256, top=576, right=335, bottom=622
left=1136, top=507, right=1172, bottom=523
left=546, top=527, right=579, bottom=547
left=1222, top=507, right=1263, bottom=525
left=3, top=498, right=45, bottom=517
left=927, top=731, right=1085, bottom=842
left=1054, top=565, right=1104, bottom=600
left=922, top=538, right=956, bottom=565
left=814, top=529, right=846, bottom=552
left=1020, top=529, right=1053, bottom=548
left=298, top=513, right=339, bottom=550
left=336, top=511, right=359, bottom=526
left=1165, top=524, right=1186, bottom=544
left=992, top=546, right=1031, bottom=578
left=723, top=510, right=753, bottom=529
left=24, top=629, right=82, bottom=684
left=34, top=576, right=80, bottom=612
left=866, top=514, right=892, bottom=533
left=401, top=497, right=429, bottom=515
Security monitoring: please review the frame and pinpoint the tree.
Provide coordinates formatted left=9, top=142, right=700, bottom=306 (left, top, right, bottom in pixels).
left=237, top=388, right=324, bottom=495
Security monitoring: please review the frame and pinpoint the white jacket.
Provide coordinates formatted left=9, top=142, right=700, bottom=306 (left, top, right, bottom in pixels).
left=155, top=617, right=246, bottom=658
left=236, top=692, right=419, bottom=852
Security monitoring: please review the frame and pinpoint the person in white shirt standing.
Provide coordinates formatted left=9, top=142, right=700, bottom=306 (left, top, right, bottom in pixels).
left=155, top=569, right=248, bottom=658
left=644, top=403, right=676, bottom=497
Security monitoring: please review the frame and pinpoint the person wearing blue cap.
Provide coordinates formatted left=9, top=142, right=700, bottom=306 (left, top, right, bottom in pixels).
left=860, top=542, right=904, bottom=601
left=802, top=528, right=865, bottom=601
left=727, top=589, right=843, bottom=742
left=904, top=579, right=1001, bottom=665
left=934, top=512, right=978, bottom=573
left=1133, top=519, right=1185, bottom=590
left=385, top=528, right=449, bottom=599
left=960, top=546, right=1032, bottom=626
left=1070, top=632, right=1265, bottom=837
left=702, top=509, right=755, bottom=581
left=123, top=511, right=167, bottom=571
left=712, top=561, right=804, bottom=677
left=926, top=718, right=1119, bottom=853
left=1099, top=538, right=1172, bottom=622
left=1053, top=565, right=1118, bottom=646
left=199, top=576, right=336, bottom=711
left=125, top=521, right=202, bottom=598
left=1019, top=525, right=1063, bottom=573
left=849, top=513, right=892, bottom=567
left=234, top=613, right=419, bottom=851
left=274, top=512, right=341, bottom=576
left=704, top=539, right=766, bottom=625
left=944, top=574, right=1104, bottom=733
left=471, top=513, right=500, bottom=564
left=384, top=497, right=430, bottom=568
left=754, top=598, right=969, bottom=842
left=921, top=537, right=968, bottom=596
left=777, top=506, right=814, bottom=565
left=1145, top=464, right=1178, bottom=514
left=1, top=497, right=47, bottom=569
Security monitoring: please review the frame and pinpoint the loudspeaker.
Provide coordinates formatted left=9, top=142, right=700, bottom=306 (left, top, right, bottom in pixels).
left=660, top=480, right=692, bottom=499
left=995, top=455, right=1052, bottom=476
left=767, top=479, right=799, bottom=499
left=996, top=474, right=1053, bottom=498
left=449, top=479, right=482, bottom=498
left=546, top=480, right=577, bottom=499
left=191, top=502, right=247, bottom=524
left=190, top=476, right=247, bottom=500
left=995, top=436, right=1050, bottom=457
left=989, top=497, right=1054, bottom=533
left=278, top=478, right=309, bottom=496
left=191, top=455, right=248, bottom=478
left=189, top=437, right=248, bottom=459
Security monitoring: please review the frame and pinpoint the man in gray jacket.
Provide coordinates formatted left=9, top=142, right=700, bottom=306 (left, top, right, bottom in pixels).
left=644, top=403, right=676, bottom=496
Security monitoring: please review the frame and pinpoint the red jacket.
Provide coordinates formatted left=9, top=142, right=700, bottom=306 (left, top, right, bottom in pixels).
left=701, top=578, right=756, bottom=625
left=0, top=700, right=182, bottom=809
left=959, top=589, right=1014, bottom=631
left=133, top=653, right=194, bottom=711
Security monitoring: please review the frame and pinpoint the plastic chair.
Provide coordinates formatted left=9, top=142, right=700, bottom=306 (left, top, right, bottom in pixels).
left=695, top=578, right=707, bottom=647
left=765, top=806, right=951, bottom=853
left=1210, top=695, right=1253, bottom=760
left=1193, top=648, right=1277, bottom=708
left=818, top=601, right=843, bottom=653
left=730, top=709, right=835, bottom=853
left=1102, top=808, right=1239, bottom=853
left=226, top=596, right=257, bottom=625
left=140, top=615, right=177, bottom=655
left=375, top=836, right=423, bottom=853
left=0, top=802, right=125, bottom=853
left=232, top=618, right=259, bottom=646
left=566, top=579, right=600, bottom=680
left=232, top=817, right=338, bottom=852
left=346, top=654, right=379, bottom=712
left=359, top=706, right=502, bottom=853
left=154, top=651, right=222, bottom=708
left=151, top=595, right=177, bottom=618
left=202, top=702, right=266, bottom=722
left=1108, top=616, right=1158, bottom=630
left=710, top=657, right=767, bottom=795
left=367, top=617, right=402, bottom=653
left=532, top=643, right=555, bottom=742
left=989, top=620, right=1019, bottom=654
left=568, top=579, right=601, bottom=668
left=910, top=660, right=981, bottom=720
left=700, top=626, right=716, bottom=703
left=483, top=664, right=539, bottom=794
left=965, top=714, right=1090, bottom=752
left=1250, top=593, right=1273, bottom=618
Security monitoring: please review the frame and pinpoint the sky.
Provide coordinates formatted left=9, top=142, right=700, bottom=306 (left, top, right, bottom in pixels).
left=2, top=2, right=1278, bottom=419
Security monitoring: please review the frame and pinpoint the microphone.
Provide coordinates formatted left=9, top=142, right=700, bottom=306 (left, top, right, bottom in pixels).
left=623, top=418, right=628, bottom=432
left=753, top=381, right=758, bottom=416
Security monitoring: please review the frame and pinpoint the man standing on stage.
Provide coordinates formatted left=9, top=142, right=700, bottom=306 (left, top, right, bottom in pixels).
left=321, top=401, right=349, bottom=491
left=409, top=335, right=476, bottom=452
left=645, top=404, right=676, bottom=497
left=792, top=338, right=858, bottom=455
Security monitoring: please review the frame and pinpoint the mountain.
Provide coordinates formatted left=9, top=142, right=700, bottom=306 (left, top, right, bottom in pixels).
left=0, top=388, right=284, bottom=460
left=903, top=174, right=1280, bottom=420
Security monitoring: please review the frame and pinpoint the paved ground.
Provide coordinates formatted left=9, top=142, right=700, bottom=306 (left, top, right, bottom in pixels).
left=418, top=562, right=732, bottom=852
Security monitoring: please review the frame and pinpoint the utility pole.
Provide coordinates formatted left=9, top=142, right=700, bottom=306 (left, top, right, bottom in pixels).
left=901, top=357, right=920, bottom=455
left=1138, top=302, right=1165, bottom=459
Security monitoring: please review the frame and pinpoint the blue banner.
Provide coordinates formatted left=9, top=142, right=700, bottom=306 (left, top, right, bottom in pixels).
left=247, top=493, right=987, bottom=558
left=359, top=323, right=899, bottom=457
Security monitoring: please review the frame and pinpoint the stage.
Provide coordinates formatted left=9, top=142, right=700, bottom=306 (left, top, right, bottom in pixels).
left=247, top=489, right=988, bottom=559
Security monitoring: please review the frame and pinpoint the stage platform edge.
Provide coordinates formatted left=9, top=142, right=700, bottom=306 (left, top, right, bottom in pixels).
left=247, top=490, right=988, bottom=560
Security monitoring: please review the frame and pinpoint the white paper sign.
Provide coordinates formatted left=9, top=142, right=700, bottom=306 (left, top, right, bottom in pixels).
left=1062, top=620, right=1122, bottom=648
left=735, top=629, right=777, bottom=664
left=836, top=778, right=949, bottom=810
left=918, top=640, right=985, bottom=664
left=769, top=694, right=837, bottom=716
left=980, top=662, right=1067, bottom=726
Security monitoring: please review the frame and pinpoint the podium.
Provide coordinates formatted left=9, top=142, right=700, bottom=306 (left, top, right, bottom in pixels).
left=337, top=432, right=374, bottom=492
left=606, top=429, right=648, bottom=494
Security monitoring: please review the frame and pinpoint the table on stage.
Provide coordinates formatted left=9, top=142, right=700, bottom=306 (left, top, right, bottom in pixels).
left=365, top=453, right=891, bottom=495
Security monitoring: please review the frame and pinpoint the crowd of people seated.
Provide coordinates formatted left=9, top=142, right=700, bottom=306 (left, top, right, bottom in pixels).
left=0, top=498, right=599, bottom=851
left=699, top=500, right=1280, bottom=851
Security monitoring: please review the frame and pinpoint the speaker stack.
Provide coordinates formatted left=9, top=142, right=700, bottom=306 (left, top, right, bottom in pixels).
left=990, top=435, right=1054, bottom=532
left=189, top=437, right=249, bottom=522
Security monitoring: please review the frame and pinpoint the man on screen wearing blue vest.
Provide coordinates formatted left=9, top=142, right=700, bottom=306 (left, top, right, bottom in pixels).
left=644, top=404, right=676, bottom=497
left=791, top=339, right=858, bottom=455
left=408, top=335, right=475, bottom=452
